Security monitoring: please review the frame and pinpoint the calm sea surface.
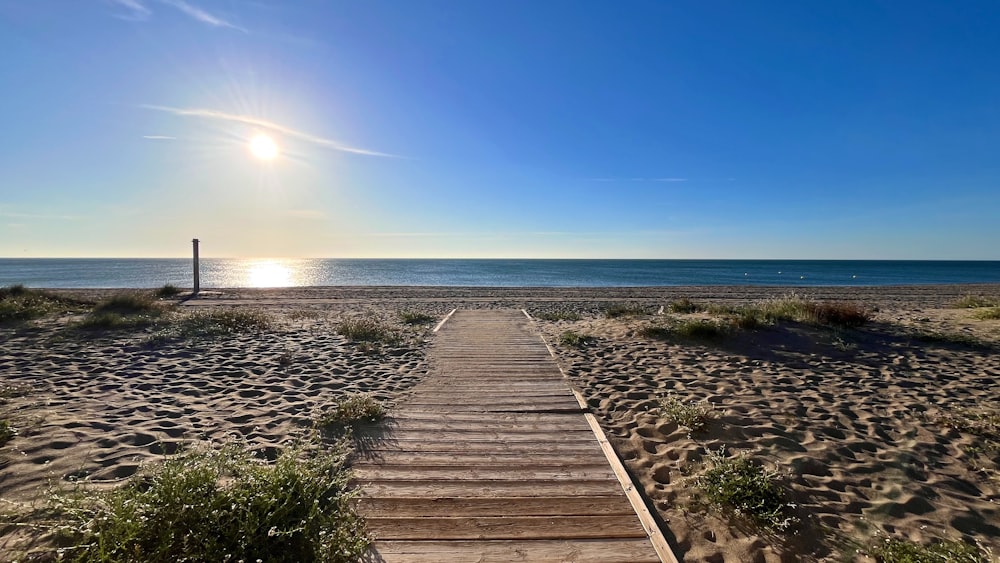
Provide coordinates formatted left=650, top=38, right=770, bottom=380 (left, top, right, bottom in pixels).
left=2, top=259, right=1000, bottom=289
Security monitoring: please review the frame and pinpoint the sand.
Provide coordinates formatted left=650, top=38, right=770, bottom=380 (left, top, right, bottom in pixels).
left=2, top=285, right=999, bottom=561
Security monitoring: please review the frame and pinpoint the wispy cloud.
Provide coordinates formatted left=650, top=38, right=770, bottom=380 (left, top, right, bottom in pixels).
left=142, top=135, right=176, bottom=140
left=108, top=0, right=152, bottom=20
left=142, top=104, right=399, bottom=158
left=107, top=0, right=246, bottom=32
left=160, top=0, right=247, bottom=32
left=588, top=177, right=688, bottom=183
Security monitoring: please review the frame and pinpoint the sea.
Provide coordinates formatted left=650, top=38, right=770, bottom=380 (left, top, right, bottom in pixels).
left=2, top=259, right=1000, bottom=289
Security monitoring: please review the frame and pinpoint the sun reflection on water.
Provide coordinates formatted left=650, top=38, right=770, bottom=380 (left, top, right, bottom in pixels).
left=247, top=260, right=295, bottom=287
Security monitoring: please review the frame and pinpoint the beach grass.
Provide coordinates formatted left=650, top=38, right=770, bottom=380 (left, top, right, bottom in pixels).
left=180, top=309, right=273, bottom=335
left=76, top=293, right=167, bottom=331
left=658, top=394, right=716, bottom=432
left=48, top=441, right=367, bottom=563
left=318, top=395, right=386, bottom=427
left=337, top=318, right=399, bottom=344
left=155, top=284, right=182, bottom=298
left=0, top=420, right=15, bottom=445
left=604, top=303, right=648, bottom=318
left=668, top=298, right=704, bottom=314
left=0, top=284, right=85, bottom=322
left=868, top=536, right=990, bottom=563
left=640, top=319, right=729, bottom=341
left=972, top=307, right=1000, bottom=320
left=399, top=311, right=435, bottom=325
left=954, top=295, right=1000, bottom=309
left=695, top=447, right=796, bottom=531
left=558, top=330, right=594, bottom=347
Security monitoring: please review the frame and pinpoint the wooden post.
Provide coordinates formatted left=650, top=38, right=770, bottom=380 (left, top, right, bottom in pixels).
left=192, top=238, right=200, bottom=295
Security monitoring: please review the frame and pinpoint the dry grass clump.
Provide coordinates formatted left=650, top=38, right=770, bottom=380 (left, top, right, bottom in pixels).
left=712, top=296, right=873, bottom=329
left=604, top=303, right=649, bottom=318
left=47, top=442, right=366, bottom=562
left=695, top=447, right=797, bottom=531
left=658, top=394, right=716, bottom=432
left=318, top=395, right=386, bottom=427
left=0, top=284, right=85, bottom=322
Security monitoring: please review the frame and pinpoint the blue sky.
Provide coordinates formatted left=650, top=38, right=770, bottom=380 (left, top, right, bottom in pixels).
left=2, top=1, right=999, bottom=259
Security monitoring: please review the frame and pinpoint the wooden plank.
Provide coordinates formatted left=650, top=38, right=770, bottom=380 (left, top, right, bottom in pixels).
left=379, top=418, right=587, bottom=432
left=366, top=515, right=649, bottom=540
left=353, top=451, right=611, bottom=466
left=356, top=496, right=638, bottom=518
left=354, top=464, right=616, bottom=481
left=359, top=479, right=625, bottom=498
left=371, top=539, right=661, bottom=563
left=358, top=440, right=602, bottom=453
left=366, top=429, right=597, bottom=442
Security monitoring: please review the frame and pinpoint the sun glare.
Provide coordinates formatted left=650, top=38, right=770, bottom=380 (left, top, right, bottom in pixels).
left=248, top=261, right=293, bottom=287
left=249, top=134, right=279, bottom=160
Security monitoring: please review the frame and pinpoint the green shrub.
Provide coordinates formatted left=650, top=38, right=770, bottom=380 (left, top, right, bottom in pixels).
left=535, top=310, right=582, bottom=322
left=658, top=394, right=716, bottom=432
left=155, top=284, right=182, bottom=298
left=730, top=297, right=872, bottom=328
left=337, top=318, right=398, bottom=344
left=559, top=330, right=594, bottom=347
left=318, top=395, right=386, bottom=427
left=696, top=447, right=796, bottom=531
left=50, top=442, right=366, bottom=562
left=868, top=537, right=989, bottom=563
left=399, top=311, right=435, bottom=325
left=604, top=303, right=648, bottom=318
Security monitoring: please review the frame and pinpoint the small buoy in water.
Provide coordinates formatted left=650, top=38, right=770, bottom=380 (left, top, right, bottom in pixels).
left=744, top=273, right=748, bottom=276
left=778, top=271, right=782, bottom=274
left=800, top=275, right=805, bottom=279
left=852, top=275, right=857, bottom=279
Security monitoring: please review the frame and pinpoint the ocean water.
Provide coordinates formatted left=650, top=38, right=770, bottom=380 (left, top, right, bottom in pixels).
left=2, top=258, right=1000, bottom=289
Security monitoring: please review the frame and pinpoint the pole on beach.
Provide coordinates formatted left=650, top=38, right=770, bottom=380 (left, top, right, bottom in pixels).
left=192, top=238, right=200, bottom=295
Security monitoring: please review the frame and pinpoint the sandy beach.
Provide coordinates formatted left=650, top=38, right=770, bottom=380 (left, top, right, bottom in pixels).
left=2, top=285, right=999, bottom=561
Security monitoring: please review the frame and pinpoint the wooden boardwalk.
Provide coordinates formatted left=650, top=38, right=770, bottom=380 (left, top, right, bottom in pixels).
left=352, top=309, right=672, bottom=563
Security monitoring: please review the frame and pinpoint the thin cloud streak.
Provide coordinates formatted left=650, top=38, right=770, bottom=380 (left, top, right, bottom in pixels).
left=160, top=0, right=247, bottom=32
left=109, top=0, right=151, bottom=20
left=588, top=177, right=687, bottom=183
left=142, top=135, right=176, bottom=140
left=142, top=104, right=399, bottom=157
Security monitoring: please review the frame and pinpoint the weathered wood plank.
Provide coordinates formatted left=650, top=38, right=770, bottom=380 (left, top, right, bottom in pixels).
left=370, top=539, right=661, bottom=563
left=366, top=515, right=649, bottom=540
left=353, top=451, right=611, bottom=466
left=356, top=496, right=637, bottom=518
left=354, top=464, right=616, bottom=481
left=360, top=479, right=625, bottom=498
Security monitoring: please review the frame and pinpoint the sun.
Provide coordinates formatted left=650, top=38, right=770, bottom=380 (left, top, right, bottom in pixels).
left=249, top=133, right=279, bottom=160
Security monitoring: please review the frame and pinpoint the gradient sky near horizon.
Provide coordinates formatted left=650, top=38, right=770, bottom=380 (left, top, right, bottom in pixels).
left=2, top=1, right=999, bottom=259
